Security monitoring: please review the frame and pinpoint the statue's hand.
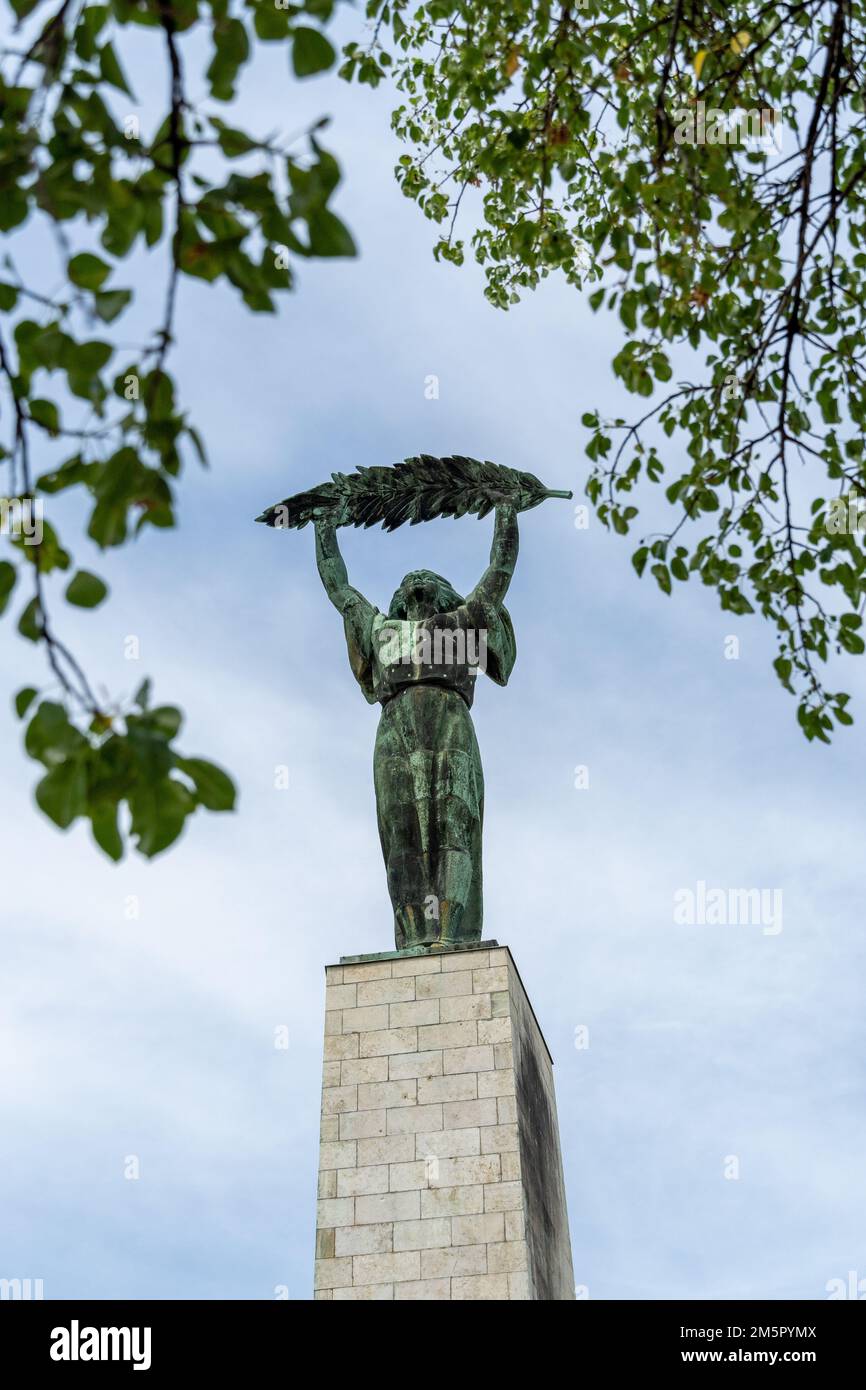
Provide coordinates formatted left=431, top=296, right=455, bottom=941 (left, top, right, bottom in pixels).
left=313, top=499, right=350, bottom=530
left=491, top=495, right=532, bottom=518
left=494, top=502, right=520, bottom=531
left=514, top=490, right=544, bottom=513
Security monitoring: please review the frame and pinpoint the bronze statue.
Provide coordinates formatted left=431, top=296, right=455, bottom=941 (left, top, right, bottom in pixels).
left=315, top=507, right=518, bottom=951
left=256, top=454, right=571, bottom=952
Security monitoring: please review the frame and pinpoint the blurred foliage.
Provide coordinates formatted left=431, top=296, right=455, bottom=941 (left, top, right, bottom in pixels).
left=0, top=0, right=355, bottom=856
left=345, top=0, right=866, bottom=741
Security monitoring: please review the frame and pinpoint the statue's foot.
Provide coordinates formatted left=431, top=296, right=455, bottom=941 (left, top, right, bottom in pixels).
left=427, top=900, right=481, bottom=951
left=394, top=904, right=441, bottom=951
left=393, top=899, right=482, bottom=952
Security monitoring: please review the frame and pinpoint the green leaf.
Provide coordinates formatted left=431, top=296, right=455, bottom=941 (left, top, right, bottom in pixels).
left=214, top=122, right=256, bottom=157
left=99, top=41, right=135, bottom=97
left=133, top=678, right=151, bottom=710
left=126, top=720, right=174, bottom=783
left=68, top=253, right=111, bottom=290
left=254, top=5, right=291, bottom=40
left=22, top=518, right=71, bottom=575
left=670, top=556, right=688, bottom=582
left=18, top=596, right=43, bottom=642
left=651, top=563, right=672, bottom=595
left=631, top=546, right=649, bottom=577
left=74, top=340, right=113, bottom=374
left=206, top=17, right=250, bottom=101
left=0, top=560, right=16, bottom=616
left=38, top=455, right=99, bottom=495
left=129, top=776, right=195, bottom=858
left=29, top=398, right=60, bottom=435
left=91, top=800, right=124, bottom=861
left=144, top=705, right=183, bottom=738
left=86, top=446, right=142, bottom=548
left=94, top=289, right=132, bottom=323
left=9, top=0, right=42, bottom=18
left=25, top=701, right=88, bottom=764
left=35, top=758, right=88, bottom=830
left=292, top=26, right=336, bottom=78
left=306, top=209, right=357, bottom=258
left=65, top=570, right=109, bottom=609
left=15, top=686, right=38, bottom=719
left=185, top=425, right=208, bottom=467
left=177, top=756, right=237, bottom=811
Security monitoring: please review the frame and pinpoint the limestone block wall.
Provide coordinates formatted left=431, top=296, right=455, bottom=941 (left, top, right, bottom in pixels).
left=313, top=944, right=573, bottom=1301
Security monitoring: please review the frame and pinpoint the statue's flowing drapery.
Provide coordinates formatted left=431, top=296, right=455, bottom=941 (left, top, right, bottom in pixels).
left=341, top=589, right=516, bottom=948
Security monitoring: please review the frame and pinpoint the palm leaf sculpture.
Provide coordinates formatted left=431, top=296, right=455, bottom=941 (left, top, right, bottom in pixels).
left=255, top=454, right=572, bottom=532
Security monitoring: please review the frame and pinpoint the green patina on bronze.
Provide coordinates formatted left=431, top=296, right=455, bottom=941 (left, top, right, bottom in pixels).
left=259, top=457, right=571, bottom=953
left=255, top=453, right=572, bottom=531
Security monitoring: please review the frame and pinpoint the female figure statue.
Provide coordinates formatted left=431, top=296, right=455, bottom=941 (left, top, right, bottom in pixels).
left=315, top=507, right=519, bottom=951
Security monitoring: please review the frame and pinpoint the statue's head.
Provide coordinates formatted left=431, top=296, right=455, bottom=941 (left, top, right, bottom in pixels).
left=389, top=570, right=464, bottom=621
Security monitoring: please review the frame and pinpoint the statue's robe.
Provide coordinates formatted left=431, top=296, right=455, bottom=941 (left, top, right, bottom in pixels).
left=340, top=587, right=516, bottom=949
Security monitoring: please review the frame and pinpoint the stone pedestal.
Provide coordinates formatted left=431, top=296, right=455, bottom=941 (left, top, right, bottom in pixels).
left=313, top=942, right=574, bottom=1301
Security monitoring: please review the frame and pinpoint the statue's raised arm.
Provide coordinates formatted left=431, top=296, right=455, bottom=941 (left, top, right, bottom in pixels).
left=467, top=504, right=519, bottom=612
left=314, top=518, right=344, bottom=603
left=314, top=518, right=379, bottom=705
left=315, top=518, right=362, bottom=615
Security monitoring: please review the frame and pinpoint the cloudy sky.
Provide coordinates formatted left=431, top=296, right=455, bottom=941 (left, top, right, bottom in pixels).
left=2, top=16, right=865, bottom=1301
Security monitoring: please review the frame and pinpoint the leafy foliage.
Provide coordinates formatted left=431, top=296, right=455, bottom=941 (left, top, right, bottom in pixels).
left=1, top=0, right=355, bottom=855
left=256, top=454, right=572, bottom=531
left=22, top=678, right=235, bottom=859
left=345, top=0, right=866, bottom=741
